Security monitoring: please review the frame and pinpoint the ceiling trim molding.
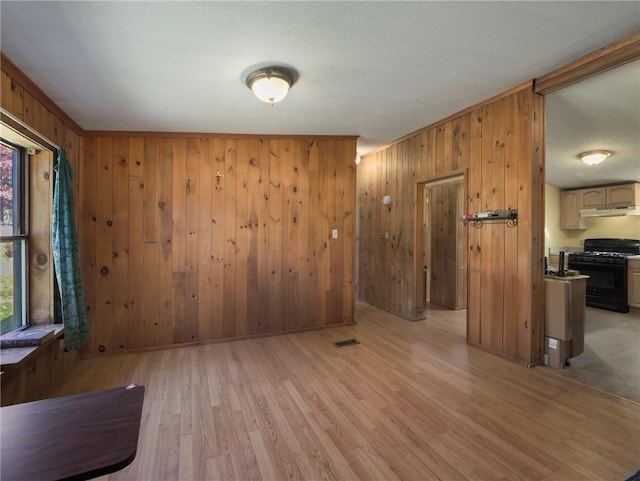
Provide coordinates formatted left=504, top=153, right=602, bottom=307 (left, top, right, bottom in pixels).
left=0, top=52, right=84, bottom=135
left=534, top=31, right=640, bottom=95
left=83, top=130, right=359, bottom=141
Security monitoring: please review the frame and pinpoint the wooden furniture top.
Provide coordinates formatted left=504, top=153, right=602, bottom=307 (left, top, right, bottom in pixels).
left=0, top=324, right=64, bottom=367
left=545, top=274, right=590, bottom=281
left=0, top=385, right=145, bottom=481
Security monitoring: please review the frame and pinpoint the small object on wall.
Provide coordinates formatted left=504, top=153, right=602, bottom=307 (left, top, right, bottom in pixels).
left=461, top=208, right=518, bottom=228
left=383, top=195, right=391, bottom=205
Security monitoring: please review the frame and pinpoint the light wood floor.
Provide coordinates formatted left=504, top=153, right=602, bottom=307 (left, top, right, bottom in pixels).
left=52, top=302, right=640, bottom=481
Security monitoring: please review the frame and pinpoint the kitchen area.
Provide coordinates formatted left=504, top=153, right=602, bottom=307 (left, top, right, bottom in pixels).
left=543, top=58, right=640, bottom=402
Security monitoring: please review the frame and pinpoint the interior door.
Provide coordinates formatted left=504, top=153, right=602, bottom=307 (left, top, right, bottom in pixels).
left=428, top=179, right=466, bottom=309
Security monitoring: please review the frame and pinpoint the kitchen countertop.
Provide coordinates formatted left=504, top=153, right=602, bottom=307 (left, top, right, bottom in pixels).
left=545, top=274, right=589, bottom=280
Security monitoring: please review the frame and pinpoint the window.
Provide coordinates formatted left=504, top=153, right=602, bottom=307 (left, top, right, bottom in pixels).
left=0, top=140, right=28, bottom=335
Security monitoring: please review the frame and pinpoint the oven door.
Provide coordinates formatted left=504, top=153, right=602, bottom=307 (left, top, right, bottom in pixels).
left=567, top=259, right=628, bottom=312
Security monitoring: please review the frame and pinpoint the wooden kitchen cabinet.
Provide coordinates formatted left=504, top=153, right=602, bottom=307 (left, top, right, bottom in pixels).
left=628, top=258, right=640, bottom=308
left=580, top=182, right=639, bottom=208
left=560, top=189, right=586, bottom=229
left=581, top=187, right=606, bottom=208
left=607, top=183, right=640, bottom=206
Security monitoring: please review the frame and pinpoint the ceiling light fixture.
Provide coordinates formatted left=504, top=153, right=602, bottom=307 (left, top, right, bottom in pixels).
left=578, top=150, right=611, bottom=166
left=246, top=66, right=294, bottom=105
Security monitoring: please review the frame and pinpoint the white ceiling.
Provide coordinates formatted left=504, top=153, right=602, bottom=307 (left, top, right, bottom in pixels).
left=1, top=1, right=639, bottom=185
left=545, top=59, right=640, bottom=188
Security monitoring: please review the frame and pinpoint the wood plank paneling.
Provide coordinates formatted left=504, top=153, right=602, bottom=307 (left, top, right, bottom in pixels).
left=157, top=138, right=174, bottom=346
left=223, top=139, right=238, bottom=338
left=234, top=139, right=249, bottom=337
left=357, top=84, right=543, bottom=366
left=29, top=151, right=53, bottom=325
left=305, top=141, right=321, bottom=326
left=211, top=139, right=226, bottom=340
left=128, top=173, right=144, bottom=349
left=256, top=139, right=270, bottom=333
left=467, top=109, right=483, bottom=345
left=95, top=138, right=114, bottom=353
left=197, top=137, right=213, bottom=341
left=184, top=137, right=201, bottom=343
left=127, top=138, right=145, bottom=348
left=111, top=138, right=129, bottom=350
left=1, top=71, right=24, bottom=120
left=74, top=134, right=356, bottom=355
left=79, top=137, right=98, bottom=354
left=502, top=93, right=518, bottom=357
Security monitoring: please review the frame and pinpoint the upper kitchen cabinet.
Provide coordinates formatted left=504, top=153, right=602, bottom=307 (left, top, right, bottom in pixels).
left=607, top=183, right=640, bottom=207
left=581, top=187, right=606, bottom=208
left=582, top=183, right=640, bottom=208
left=559, top=182, right=640, bottom=229
left=560, top=189, right=586, bottom=230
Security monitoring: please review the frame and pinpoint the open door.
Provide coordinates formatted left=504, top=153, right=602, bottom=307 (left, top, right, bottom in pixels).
left=425, top=177, right=467, bottom=310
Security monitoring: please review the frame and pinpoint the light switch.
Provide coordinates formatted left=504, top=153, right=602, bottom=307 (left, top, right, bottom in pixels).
left=332, top=229, right=338, bottom=239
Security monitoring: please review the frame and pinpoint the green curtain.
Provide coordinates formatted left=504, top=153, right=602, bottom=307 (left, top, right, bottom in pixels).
left=52, top=148, right=88, bottom=350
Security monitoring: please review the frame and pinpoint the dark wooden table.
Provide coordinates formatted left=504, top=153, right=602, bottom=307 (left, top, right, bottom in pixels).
left=0, top=384, right=145, bottom=481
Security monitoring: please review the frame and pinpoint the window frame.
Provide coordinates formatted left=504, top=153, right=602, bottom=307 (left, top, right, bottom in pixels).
left=0, top=138, right=29, bottom=335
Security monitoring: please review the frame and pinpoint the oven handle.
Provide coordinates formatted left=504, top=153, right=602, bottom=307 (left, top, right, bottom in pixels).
left=567, top=260, right=625, bottom=271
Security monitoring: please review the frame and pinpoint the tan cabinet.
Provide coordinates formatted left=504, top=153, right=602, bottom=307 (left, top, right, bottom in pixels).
left=629, top=258, right=640, bottom=308
left=607, top=183, right=640, bottom=207
left=560, top=190, right=586, bottom=229
left=581, top=183, right=639, bottom=208
left=581, top=187, right=606, bottom=208
left=560, top=183, right=639, bottom=230
left=544, top=275, right=587, bottom=368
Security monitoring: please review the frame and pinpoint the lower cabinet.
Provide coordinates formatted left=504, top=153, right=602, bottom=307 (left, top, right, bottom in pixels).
left=629, top=258, right=640, bottom=308
left=544, top=275, right=587, bottom=368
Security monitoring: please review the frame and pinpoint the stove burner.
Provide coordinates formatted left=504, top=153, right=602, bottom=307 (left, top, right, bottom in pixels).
left=578, top=251, right=629, bottom=258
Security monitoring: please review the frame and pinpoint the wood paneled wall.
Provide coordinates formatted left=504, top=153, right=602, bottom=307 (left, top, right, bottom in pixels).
left=357, top=84, right=545, bottom=365
left=1, top=59, right=82, bottom=398
left=1, top=61, right=81, bottom=327
left=3, top=57, right=357, bottom=357
left=1, top=58, right=81, bottom=185
left=79, top=135, right=356, bottom=355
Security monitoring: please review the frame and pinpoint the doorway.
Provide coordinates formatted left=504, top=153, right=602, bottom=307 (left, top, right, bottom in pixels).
left=539, top=45, right=640, bottom=402
left=419, top=174, right=467, bottom=313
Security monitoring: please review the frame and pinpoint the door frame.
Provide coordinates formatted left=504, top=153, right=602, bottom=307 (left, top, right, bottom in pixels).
left=415, top=169, right=468, bottom=319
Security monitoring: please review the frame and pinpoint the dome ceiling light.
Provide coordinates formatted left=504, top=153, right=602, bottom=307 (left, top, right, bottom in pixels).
left=245, top=66, right=294, bottom=105
left=579, top=150, right=612, bottom=166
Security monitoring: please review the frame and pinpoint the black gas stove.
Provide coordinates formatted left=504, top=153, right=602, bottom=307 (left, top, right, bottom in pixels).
left=568, top=238, right=640, bottom=312
left=570, top=251, right=632, bottom=265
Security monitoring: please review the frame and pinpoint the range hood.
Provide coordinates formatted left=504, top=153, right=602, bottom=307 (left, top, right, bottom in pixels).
left=580, top=205, right=640, bottom=217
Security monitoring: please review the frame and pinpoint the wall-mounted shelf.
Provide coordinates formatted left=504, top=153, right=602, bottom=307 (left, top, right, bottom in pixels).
left=462, top=208, right=518, bottom=228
